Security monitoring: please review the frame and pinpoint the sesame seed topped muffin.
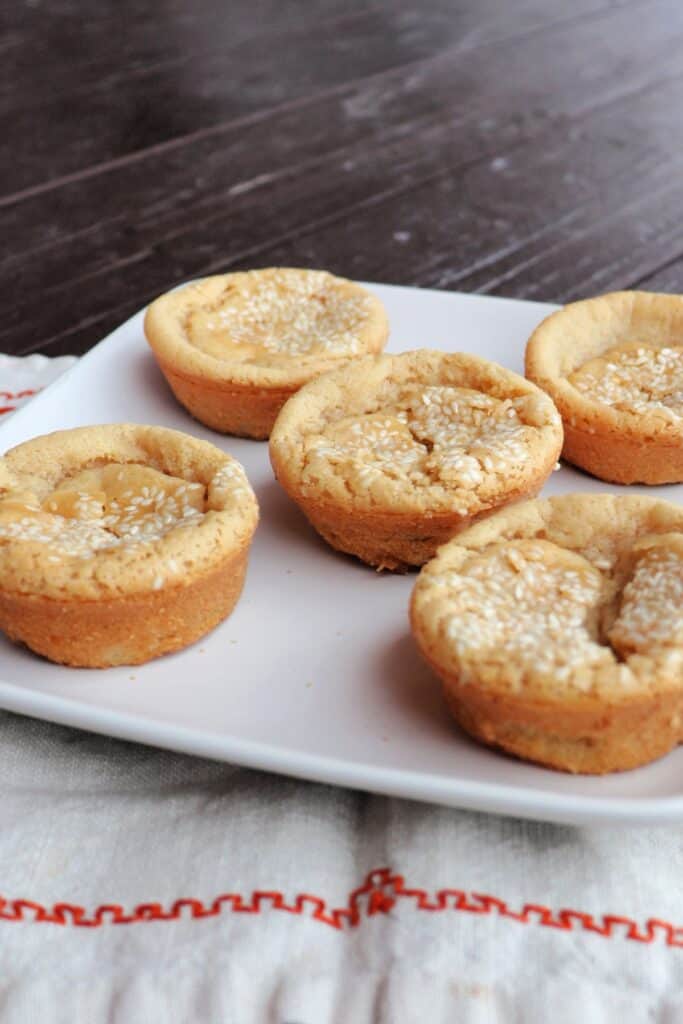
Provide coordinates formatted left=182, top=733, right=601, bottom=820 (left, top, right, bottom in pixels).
left=144, top=268, right=389, bottom=439
left=525, top=291, right=683, bottom=484
left=269, top=350, right=563, bottom=570
left=411, top=493, right=683, bottom=774
left=0, top=424, right=258, bottom=667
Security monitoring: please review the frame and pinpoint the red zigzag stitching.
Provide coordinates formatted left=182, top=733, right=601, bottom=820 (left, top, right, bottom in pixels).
left=0, top=868, right=681, bottom=946
left=0, top=387, right=40, bottom=416
left=0, top=389, right=39, bottom=401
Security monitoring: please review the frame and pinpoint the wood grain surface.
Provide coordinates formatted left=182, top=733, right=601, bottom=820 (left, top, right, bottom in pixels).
left=2, top=0, right=682, bottom=356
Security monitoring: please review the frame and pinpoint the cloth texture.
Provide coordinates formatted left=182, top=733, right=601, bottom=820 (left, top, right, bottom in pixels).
left=0, top=358, right=679, bottom=1023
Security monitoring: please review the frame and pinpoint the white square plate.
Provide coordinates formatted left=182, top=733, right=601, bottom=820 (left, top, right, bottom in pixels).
left=1, top=283, right=681, bottom=826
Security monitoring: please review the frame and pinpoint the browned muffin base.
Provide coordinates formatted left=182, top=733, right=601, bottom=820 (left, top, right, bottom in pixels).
left=285, top=477, right=548, bottom=571
left=0, top=545, right=249, bottom=668
left=439, top=671, right=681, bottom=774
left=159, top=362, right=296, bottom=440
left=562, top=421, right=683, bottom=485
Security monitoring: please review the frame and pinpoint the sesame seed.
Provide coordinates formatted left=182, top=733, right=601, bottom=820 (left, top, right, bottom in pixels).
left=187, top=269, right=374, bottom=359
left=436, top=542, right=612, bottom=682
left=429, top=538, right=683, bottom=687
left=305, top=384, right=542, bottom=495
left=0, top=458, right=247, bottom=562
left=609, top=548, right=683, bottom=653
left=570, top=343, right=683, bottom=418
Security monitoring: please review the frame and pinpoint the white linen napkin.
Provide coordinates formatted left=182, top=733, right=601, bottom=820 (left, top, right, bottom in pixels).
left=0, top=357, right=679, bottom=1022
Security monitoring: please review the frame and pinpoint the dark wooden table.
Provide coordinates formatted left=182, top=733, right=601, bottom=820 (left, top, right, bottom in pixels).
left=3, top=0, right=683, bottom=358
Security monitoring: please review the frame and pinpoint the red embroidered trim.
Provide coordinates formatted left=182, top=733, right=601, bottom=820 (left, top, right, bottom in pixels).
left=0, top=390, right=39, bottom=401
left=0, top=388, right=40, bottom=416
left=0, top=869, right=681, bottom=945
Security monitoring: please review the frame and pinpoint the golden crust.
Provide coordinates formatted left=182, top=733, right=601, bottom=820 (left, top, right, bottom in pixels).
left=144, top=269, right=389, bottom=438
left=0, top=424, right=259, bottom=667
left=270, top=350, right=563, bottom=570
left=410, top=494, right=683, bottom=774
left=155, top=368, right=296, bottom=440
left=440, top=683, right=681, bottom=776
left=0, top=544, right=249, bottom=668
left=292, top=479, right=551, bottom=572
left=525, top=291, right=683, bottom=484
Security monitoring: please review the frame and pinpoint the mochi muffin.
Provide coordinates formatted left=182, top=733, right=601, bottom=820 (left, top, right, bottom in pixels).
left=526, top=291, right=683, bottom=484
left=0, top=424, right=258, bottom=667
left=270, top=350, right=563, bottom=570
left=411, top=493, right=683, bottom=774
left=145, top=269, right=389, bottom=439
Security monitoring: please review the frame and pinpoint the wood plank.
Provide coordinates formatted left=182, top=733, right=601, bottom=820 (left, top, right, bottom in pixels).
left=2, top=0, right=635, bottom=122
left=632, top=260, right=683, bottom=293
left=0, top=0, right=645, bottom=197
left=4, top=0, right=683, bottom=356
left=5, top=0, right=683, bottom=357
left=22, top=55, right=683, bottom=357
left=245, top=70, right=683, bottom=303
left=2, top=0, right=667, bottom=226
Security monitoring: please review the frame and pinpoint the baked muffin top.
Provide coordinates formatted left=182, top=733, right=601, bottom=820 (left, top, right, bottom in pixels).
left=411, top=494, right=683, bottom=699
left=270, top=350, right=563, bottom=515
left=144, top=269, right=389, bottom=388
left=525, top=291, right=683, bottom=436
left=0, top=425, right=258, bottom=600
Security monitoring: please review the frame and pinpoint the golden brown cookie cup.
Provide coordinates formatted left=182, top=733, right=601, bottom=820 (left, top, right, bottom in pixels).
left=525, top=291, right=683, bottom=484
left=0, top=424, right=258, bottom=668
left=145, top=270, right=389, bottom=440
left=410, top=494, right=683, bottom=774
left=270, top=350, right=563, bottom=571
